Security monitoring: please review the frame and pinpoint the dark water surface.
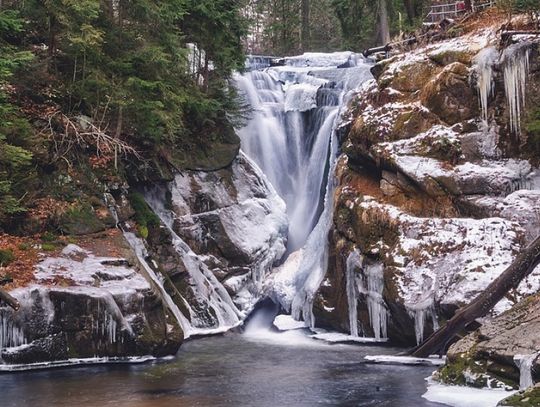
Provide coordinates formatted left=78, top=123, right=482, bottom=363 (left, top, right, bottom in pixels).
left=0, top=332, right=447, bottom=407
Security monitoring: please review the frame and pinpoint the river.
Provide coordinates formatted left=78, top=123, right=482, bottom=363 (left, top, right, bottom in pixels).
left=0, top=331, right=445, bottom=407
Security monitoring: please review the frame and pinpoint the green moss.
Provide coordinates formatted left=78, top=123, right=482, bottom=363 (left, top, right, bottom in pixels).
left=499, top=387, right=540, bottom=406
left=17, top=242, right=31, bottom=251
left=58, top=202, right=106, bottom=236
left=128, top=192, right=160, bottom=233
left=41, top=231, right=57, bottom=242
left=438, top=351, right=488, bottom=387
left=41, top=243, right=57, bottom=252
left=0, top=249, right=15, bottom=266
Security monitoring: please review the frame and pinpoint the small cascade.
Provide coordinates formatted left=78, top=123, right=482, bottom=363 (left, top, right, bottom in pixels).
left=364, top=264, right=388, bottom=340
left=514, top=353, right=538, bottom=390
left=502, top=42, right=531, bottom=136
left=123, top=232, right=193, bottom=337
left=142, top=193, right=245, bottom=335
left=407, top=301, right=439, bottom=345
left=346, top=250, right=363, bottom=337
left=473, top=47, right=499, bottom=124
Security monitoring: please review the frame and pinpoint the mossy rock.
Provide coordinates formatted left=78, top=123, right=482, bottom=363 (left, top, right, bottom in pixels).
left=57, top=202, right=106, bottom=236
left=420, top=62, right=478, bottom=125
left=383, top=61, right=439, bottom=93
left=428, top=49, right=472, bottom=66
left=499, top=386, right=540, bottom=406
left=168, top=122, right=240, bottom=171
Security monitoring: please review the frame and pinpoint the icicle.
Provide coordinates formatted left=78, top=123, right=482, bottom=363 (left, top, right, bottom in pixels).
left=0, top=310, right=26, bottom=352
left=346, top=250, right=363, bottom=337
left=502, top=42, right=531, bottom=136
left=406, top=298, right=439, bottom=345
left=364, top=264, right=387, bottom=340
left=473, top=47, right=499, bottom=124
left=514, top=353, right=538, bottom=390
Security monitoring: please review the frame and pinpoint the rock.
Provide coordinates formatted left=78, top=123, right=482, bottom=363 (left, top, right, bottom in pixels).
left=0, top=243, right=182, bottom=367
left=439, top=293, right=540, bottom=389
left=420, top=62, right=478, bottom=125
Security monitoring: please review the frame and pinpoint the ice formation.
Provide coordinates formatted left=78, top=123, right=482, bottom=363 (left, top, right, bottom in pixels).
left=514, top=353, right=538, bottom=390
left=473, top=47, right=499, bottom=123
left=346, top=250, right=363, bottom=337
left=502, top=42, right=531, bottom=136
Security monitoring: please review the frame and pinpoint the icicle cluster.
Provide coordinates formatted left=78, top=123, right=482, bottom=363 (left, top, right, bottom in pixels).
left=345, top=250, right=363, bottom=337
left=502, top=42, right=531, bottom=136
left=407, top=303, right=439, bottom=345
left=514, top=353, right=538, bottom=390
left=364, top=264, right=387, bottom=340
left=0, top=310, right=26, bottom=352
left=473, top=47, right=499, bottom=124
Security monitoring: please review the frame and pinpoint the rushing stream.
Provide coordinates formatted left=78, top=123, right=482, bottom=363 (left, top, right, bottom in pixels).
left=0, top=332, right=445, bottom=407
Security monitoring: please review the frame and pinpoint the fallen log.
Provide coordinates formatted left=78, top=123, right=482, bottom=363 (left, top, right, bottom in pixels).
left=0, top=287, right=20, bottom=311
left=412, top=235, right=540, bottom=358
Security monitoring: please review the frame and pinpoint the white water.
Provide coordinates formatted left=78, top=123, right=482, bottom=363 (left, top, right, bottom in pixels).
left=238, top=53, right=374, bottom=329
left=474, top=47, right=499, bottom=124
left=346, top=250, right=363, bottom=337
left=236, top=53, right=372, bottom=252
left=502, top=42, right=531, bottom=136
left=514, top=353, right=537, bottom=390
left=142, top=194, right=245, bottom=335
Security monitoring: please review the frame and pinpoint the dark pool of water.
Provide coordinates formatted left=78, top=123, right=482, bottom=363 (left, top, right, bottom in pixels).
left=0, top=331, right=448, bottom=407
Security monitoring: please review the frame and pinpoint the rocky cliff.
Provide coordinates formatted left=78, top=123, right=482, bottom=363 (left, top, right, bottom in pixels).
left=312, top=16, right=540, bottom=361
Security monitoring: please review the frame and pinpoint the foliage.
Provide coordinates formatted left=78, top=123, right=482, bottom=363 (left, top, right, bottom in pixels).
left=0, top=10, right=34, bottom=223
left=0, top=249, right=15, bottom=266
left=128, top=192, right=160, bottom=234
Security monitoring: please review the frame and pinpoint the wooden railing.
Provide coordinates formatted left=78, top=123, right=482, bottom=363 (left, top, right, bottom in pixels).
left=425, top=0, right=495, bottom=23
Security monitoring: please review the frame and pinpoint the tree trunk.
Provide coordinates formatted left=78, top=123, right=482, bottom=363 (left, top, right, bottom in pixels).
left=403, top=0, right=415, bottom=23
left=378, top=0, right=391, bottom=45
left=412, top=235, right=540, bottom=358
left=0, top=288, right=20, bottom=311
left=301, top=0, right=310, bottom=52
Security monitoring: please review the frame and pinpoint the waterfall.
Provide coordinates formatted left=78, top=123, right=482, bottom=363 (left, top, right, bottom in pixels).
left=502, top=42, right=531, bottom=136
left=237, top=52, right=373, bottom=328
left=364, top=264, right=388, bottom=340
left=514, top=353, right=537, bottom=390
left=346, top=250, right=363, bottom=337
left=473, top=47, right=499, bottom=124
left=236, top=53, right=373, bottom=252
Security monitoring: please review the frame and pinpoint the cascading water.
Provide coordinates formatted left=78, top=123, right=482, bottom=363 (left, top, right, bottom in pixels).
left=236, top=52, right=374, bottom=328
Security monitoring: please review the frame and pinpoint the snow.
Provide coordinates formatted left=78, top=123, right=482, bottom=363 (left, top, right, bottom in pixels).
left=0, top=355, right=156, bottom=372
left=273, top=314, right=307, bottom=331
left=283, top=52, right=358, bottom=68
left=356, top=199, right=527, bottom=314
left=423, top=379, right=516, bottom=407
left=365, top=355, right=445, bottom=366
left=310, top=332, right=388, bottom=344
